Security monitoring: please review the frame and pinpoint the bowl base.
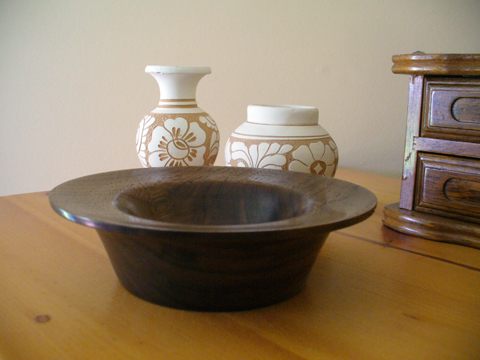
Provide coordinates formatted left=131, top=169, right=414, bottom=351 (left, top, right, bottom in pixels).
left=97, top=229, right=328, bottom=312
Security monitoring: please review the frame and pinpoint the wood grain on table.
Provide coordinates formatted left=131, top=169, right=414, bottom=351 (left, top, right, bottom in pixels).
left=0, top=168, right=479, bottom=360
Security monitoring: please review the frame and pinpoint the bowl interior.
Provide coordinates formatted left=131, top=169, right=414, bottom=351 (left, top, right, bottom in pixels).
left=114, top=180, right=312, bottom=226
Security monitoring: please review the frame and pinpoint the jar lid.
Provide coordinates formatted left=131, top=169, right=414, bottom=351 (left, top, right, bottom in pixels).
left=247, top=105, right=319, bottom=126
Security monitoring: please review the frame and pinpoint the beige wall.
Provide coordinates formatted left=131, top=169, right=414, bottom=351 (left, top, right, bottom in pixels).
left=1, top=0, right=479, bottom=195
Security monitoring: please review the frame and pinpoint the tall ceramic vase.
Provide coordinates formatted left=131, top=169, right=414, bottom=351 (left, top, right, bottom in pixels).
left=136, top=66, right=220, bottom=168
left=225, top=105, right=338, bottom=177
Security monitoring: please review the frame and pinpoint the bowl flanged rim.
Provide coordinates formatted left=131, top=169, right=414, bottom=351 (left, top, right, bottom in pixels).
left=49, top=166, right=377, bottom=235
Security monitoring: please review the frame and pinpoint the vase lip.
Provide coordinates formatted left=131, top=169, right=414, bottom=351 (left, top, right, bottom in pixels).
left=145, top=66, right=211, bottom=74
left=247, top=104, right=319, bottom=126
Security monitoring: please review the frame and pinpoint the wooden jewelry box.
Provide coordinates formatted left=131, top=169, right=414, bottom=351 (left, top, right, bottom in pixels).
left=383, top=53, right=480, bottom=248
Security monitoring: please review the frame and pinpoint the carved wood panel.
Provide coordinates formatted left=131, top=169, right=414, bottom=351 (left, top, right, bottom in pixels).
left=415, top=152, right=480, bottom=224
left=422, top=77, right=480, bottom=143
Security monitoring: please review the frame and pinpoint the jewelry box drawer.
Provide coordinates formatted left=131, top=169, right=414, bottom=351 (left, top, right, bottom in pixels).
left=421, top=78, right=480, bottom=143
left=415, top=153, right=480, bottom=223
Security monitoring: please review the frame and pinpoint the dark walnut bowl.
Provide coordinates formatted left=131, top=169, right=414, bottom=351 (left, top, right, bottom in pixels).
left=49, top=166, right=377, bottom=311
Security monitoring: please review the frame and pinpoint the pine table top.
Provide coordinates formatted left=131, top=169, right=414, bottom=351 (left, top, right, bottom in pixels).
left=1, top=168, right=479, bottom=360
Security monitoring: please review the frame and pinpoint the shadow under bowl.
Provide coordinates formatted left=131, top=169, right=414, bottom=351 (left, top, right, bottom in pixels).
left=49, top=166, right=377, bottom=311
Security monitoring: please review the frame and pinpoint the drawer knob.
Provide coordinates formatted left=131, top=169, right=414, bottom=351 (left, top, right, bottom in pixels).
left=452, top=97, right=480, bottom=124
left=444, top=178, right=480, bottom=207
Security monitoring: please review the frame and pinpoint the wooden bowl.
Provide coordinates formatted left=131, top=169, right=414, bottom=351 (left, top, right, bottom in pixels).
left=49, top=166, right=377, bottom=311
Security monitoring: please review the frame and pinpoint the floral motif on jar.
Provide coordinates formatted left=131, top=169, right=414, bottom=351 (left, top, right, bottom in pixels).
left=288, top=139, right=338, bottom=176
left=225, top=141, right=293, bottom=170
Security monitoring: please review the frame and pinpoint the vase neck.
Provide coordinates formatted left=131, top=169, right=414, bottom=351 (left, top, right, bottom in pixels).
left=147, top=68, right=210, bottom=110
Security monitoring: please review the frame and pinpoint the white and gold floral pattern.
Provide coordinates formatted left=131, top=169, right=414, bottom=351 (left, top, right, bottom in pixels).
left=288, top=139, right=338, bottom=176
left=226, top=137, right=338, bottom=176
left=148, top=117, right=206, bottom=167
left=227, top=141, right=294, bottom=169
left=205, top=126, right=220, bottom=166
left=137, top=113, right=220, bottom=168
left=136, top=115, right=156, bottom=167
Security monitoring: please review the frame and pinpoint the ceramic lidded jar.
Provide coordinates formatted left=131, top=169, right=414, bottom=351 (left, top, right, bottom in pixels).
left=136, top=66, right=220, bottom=167
left=225, top=105, right=338, bottom=176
